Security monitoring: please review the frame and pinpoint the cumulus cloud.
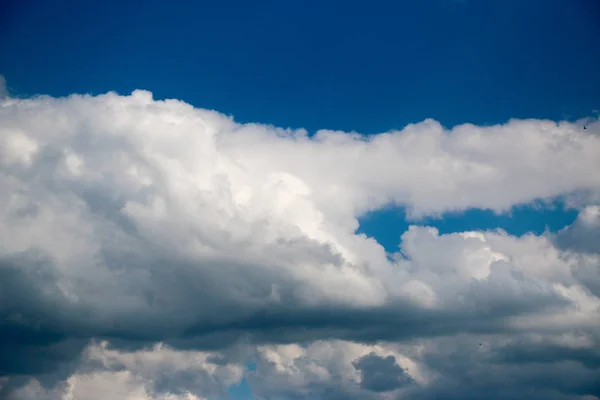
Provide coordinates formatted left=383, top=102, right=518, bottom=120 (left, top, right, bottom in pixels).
left=353, top=353, right=413, bottom=392
left=246, top=336, right=600, bottom=400
left=2, top=341, right=244, bottom=400
left=0, top=87, right=599, bottom=399
left=555, top=205, right=600, bottom=255
left=248, top=340, right=421, bottom=400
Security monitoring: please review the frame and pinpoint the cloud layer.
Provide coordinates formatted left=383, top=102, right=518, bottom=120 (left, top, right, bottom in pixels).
left=1, top=88, right=599, bottom=399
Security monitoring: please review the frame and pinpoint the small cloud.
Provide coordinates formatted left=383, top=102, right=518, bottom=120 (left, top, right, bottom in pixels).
left=0, top=75, right=7, bottom=98
left=353, top=353, right=413, bottom=392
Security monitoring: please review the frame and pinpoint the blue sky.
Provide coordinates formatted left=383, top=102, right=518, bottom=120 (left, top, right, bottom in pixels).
left=1, top=1, right=600, bottom=399
left=2, top=0, right=599, bottom=133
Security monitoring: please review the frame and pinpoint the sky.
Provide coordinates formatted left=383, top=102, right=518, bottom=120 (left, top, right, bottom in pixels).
left=0, top=1, right=600, bottom=400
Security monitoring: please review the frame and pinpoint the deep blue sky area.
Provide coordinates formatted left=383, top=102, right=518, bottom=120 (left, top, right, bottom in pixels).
left=357, top=203, right=579, bottom=253
left=1, top=0, right=599, bottom=133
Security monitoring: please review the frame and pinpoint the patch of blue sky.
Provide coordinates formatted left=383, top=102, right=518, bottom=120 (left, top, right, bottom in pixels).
left=357, top=201, right=578, bottom=254
left=228, top=377, right=257, bottom=400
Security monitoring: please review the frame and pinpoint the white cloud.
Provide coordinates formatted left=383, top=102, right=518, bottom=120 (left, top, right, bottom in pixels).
left=3, top=341, right=243, bottom=400
left=246, top=334, right=600, bottom=400
left=0, top=88, right=599, bottom=399
left=248, top=340, right=421, bottom=399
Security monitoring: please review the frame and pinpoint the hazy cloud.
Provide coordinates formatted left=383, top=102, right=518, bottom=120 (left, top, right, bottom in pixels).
left=0, top=75, right=7, bottom=98
left=554, top=205, right=600, bottom=255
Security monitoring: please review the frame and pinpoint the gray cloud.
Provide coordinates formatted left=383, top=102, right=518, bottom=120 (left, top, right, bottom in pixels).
left=554, top=206, right=600, bottom=255
left=353, top=353, right=413, bottom=392
left=246, top=335, right=600, bottom=400
left=411, top=335, right=600, bottom=400
left=0, top=75, right=7, bottom=98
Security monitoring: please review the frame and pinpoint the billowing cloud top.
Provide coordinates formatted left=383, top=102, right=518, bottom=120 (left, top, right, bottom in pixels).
left=1, top=88, right=599, bottom=400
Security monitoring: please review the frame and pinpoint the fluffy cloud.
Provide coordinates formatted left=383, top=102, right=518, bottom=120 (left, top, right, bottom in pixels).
left=555, top=205, right=600, bottom=255
left=2, top=341, right=244, bottom=400
left=248, top=340, right=421, bottom=400
left=0, top=88, right=599, bottom=399
left=248, top=335, right=600, bottom=400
